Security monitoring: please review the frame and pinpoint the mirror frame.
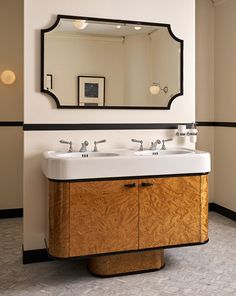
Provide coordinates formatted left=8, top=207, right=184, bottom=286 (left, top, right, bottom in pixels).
left=41, top=15, right=184, bottom=110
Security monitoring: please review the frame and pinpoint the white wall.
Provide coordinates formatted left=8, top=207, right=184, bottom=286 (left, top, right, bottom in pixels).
left=24, top=0, right=196, bottom=250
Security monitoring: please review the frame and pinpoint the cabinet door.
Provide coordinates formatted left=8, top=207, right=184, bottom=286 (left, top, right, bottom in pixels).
left=70, top=180, right=139, bottom=256
left=139, top=176, right=201, bottom=249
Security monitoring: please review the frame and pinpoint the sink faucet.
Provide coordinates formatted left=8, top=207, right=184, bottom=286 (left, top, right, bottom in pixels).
left=131, top=139, right=144, bottom=151
left=79, top=140, right=89, bottom=152
left=149, top=139, right=161, bottom=150
left=161, top=138, right=173, bottom=150
left=59, top=140, right=73, bottom=152
left=93, top=139, right=106, bottom=152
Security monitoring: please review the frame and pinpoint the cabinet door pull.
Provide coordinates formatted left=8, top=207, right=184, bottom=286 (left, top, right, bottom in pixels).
left=141, top=182, right=153, bottom=187
left=124, top=183, right=136, bottom=188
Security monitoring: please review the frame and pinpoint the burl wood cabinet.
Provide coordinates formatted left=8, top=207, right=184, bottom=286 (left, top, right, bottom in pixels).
left=47, top=174, right=208, bottom=259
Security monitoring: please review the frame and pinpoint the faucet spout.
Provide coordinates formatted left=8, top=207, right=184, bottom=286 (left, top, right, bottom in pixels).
left=79, top=141, right=89, bottom=152
left=149, top=139, right=161, bottom=150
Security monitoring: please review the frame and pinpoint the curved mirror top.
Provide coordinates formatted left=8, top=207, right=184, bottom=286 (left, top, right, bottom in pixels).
left=41, top=15, right=183, bottom=109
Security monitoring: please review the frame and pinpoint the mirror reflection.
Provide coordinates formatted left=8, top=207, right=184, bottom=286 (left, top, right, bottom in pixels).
left=41, top=16, right=183, bottom=109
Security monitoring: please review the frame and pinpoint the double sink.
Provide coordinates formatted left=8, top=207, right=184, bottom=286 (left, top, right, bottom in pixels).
left=42, top=148, right=211, bottom=180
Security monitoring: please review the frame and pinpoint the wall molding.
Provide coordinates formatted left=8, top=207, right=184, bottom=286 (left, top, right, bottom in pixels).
left=0, top=121, right=23, bottom=127
left=22, top=247, right=52, bottom=264
left=0, top=121, right=235, bottom=130
left=23, top=123, right=193, bottom=131
left=0, top=208, right=23, bottom=219
left=197, top=121, right=236, bottom=127
left=209, top=203, right=236, bottom=221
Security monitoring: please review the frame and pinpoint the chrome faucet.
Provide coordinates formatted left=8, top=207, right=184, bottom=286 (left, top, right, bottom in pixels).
left=149, top=139, right=161, bottom=150
left=131, top=139, right=144, bottom=151
left=93, top=139, right=106, bottom=152
left=59, top=140, right=73, bottom=152
left=79, top=140, right=89, bottom=152
left=161, top=138, right=173, bottom=150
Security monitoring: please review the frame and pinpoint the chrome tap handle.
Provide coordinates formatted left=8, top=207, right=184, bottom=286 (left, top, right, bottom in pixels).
left=79, top=140, right=89, bottom=152
left=131, top=139, right=144, bottom=151
left=93, top=139, right=106, bottom=152
left=149, top=139, right=161, bottom=150
left=59, top=140, right=73, bottom=152
left=161, top=138, right=173, bottom=150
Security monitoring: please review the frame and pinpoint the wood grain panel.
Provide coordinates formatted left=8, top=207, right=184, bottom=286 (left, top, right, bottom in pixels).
left=139, top=176, right=201, bottom=249
left=88, top=250, right=164, bottom=276
left=48, top=181, right=70, bottom=258
left=70, top=180, right=139, bottom=257
left=200, top=175, right=208, bottom=242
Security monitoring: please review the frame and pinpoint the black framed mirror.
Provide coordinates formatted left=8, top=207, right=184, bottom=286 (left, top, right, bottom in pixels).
left=41, top=15, right=183, bottom=109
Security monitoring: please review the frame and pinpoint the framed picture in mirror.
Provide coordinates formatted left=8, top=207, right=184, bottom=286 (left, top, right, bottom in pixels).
left=78, top=76, right=105, bottom=106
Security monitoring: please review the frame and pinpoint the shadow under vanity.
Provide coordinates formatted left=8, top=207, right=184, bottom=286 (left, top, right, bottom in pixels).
left=41, top=15, right=210, bottom=277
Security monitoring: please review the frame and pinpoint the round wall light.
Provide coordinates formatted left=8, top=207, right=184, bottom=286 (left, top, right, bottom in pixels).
left=149, top=83, right=161, bottom=95
left=73, top=20, right=88, bottom=30
left=0, top=70, right=16, bottom=85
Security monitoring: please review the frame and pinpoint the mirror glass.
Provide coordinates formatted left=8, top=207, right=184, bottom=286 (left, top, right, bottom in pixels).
left=41, top=16, right=183, bottom=109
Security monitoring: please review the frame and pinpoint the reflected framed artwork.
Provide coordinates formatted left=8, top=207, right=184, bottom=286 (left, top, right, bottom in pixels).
left=78, top=76, right=105, bottom=106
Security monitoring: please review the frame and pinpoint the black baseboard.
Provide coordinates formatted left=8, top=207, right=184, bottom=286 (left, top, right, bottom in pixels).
left=0, top=208, right=23, bottom=219
left=22, top=247, right=52, bottom=264
left=209, top=203, right=236, bottom=221
left=208, top=203, right=215, bottom=211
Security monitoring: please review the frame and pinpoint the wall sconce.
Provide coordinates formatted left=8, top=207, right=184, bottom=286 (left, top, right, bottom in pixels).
left=73, top=20, right=88, bottom=30
left=0, top=70, right=16, bottom=85
left=149, top=83, right=168, bottom=95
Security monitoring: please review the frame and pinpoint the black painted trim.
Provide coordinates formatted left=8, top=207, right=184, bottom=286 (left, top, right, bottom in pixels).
left=22, top=246, right=52, bottom=264
left=41, top=14, right=184, bottom=110
left=23, top=123, right=193, bottom=131
left=208, top=203, right=215, bottom=211
left=197, top=122, right=216, bottom=127
left=88, top=264, right=165, bottom=278
left=0, top=121, right=23, bottom=127
left=197, top=121, right=236, bottom=128
left=0, top=208, right=23, bottom=219
left=209, top=203, right=236, bottom=221
left=49, top=172, right=209, bottom=183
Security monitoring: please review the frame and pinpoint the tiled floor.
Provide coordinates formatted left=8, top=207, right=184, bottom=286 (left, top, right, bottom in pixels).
left=0, top=212, right=236, bottom=296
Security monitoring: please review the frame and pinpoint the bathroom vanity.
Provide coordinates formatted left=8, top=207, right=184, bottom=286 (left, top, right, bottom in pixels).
left=43, top=148, right=210, bottom=276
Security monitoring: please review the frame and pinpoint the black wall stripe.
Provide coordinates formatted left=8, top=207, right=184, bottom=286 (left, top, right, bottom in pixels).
left=1, top=121, right=236, bottom=130
left=0, top=121, right=23, bottom=127
left=197, top=122, right=236, bottom=127
left=23, top=123, right=193, bottom=131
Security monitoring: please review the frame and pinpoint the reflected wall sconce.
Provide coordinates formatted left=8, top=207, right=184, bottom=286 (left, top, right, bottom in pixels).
left=73, top=20, right=88, bottom=30
left=0, top=70, right=16, bottom=85
left=149, top=83, right=168, bottom=95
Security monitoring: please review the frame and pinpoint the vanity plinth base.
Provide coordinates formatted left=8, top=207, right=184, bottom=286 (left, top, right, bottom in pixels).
left=88, top=250, right=164, bottom=277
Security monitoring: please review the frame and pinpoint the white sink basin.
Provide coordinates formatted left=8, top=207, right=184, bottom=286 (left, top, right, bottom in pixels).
left=134, top=149, right=193, bottom=156
left=55, top=152, right=119, bottom=158
left=42, top=148, right=211, bottom=180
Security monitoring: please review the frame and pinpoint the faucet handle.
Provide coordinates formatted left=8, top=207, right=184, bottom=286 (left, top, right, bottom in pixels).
left=59, top=140, right=73, bottom=152
left=131, top=139, right=144, bottom=151
left=93, top=139, right=106, bottom=152
left=161, top=138, right=173, bottom=150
